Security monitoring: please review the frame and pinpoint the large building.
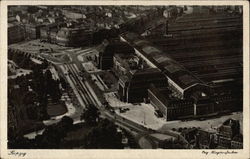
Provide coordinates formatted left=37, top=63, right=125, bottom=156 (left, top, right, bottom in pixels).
left=121, top=8, right=243, bottom=96
left=120, top=11, right=243, bottom=116
left=148, top=84, right=194, bottom=120
left=118, top=68, right=167, bottom=103
left=56, top=27, right=93, bottom=47
left=148, top=82, right=228, bottom=120
left=121, top=32, right=211, bottom=100
left=150, top=12, right=243, bottom=86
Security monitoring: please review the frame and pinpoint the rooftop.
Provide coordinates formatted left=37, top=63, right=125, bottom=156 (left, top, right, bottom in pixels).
left=121, top=32, right=204, bottom=91
left=222, top=118, right=239, bottom=127
left=147, top=11, right=242, bottom=84
left=114, top=54, right=141, bottom=71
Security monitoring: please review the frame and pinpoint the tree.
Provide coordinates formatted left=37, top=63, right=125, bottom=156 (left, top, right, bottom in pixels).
left=34, top=116, right=73, bottom=149
left=8, top=136, right=35, bottom=149
left=44, top=69, right=52, bottom=81
left=60, top=78, right=67, bottom=90
left=80, top=104, right=99, bottom=125
left=160, top=138, right=186, bottom=149
left=83, top=119, right=123, bottom=149
left=35, top=125, right=62, bottom=149
left=58, top=116, right=74, bottom=131
left=27, top=6, right=39, bottom=14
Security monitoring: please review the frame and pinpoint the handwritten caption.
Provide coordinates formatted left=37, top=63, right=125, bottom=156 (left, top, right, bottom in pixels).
left=8, top=150, right=26, bottom=157
left=202, top=150, right=238, bottom=155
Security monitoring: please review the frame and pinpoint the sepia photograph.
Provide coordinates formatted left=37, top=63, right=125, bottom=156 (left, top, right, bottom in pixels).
left=0, top=1, right=249, bottom=159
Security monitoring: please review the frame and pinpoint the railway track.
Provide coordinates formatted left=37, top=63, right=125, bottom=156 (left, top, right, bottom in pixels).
left=150, top=30, right=242, bottom=44
left=197, top=69, right=241, bottom=79
left=181, top=56, right=242, bottom=67
left=61, top=64, right=89, bottom=106
left=157, top=39, right=242, bottom=52
left=67, top=64, right=99, bottom=106
left=170, top=49, right=242, bottom=61
left=176, top=14, right=241, bottom=23
left=169, top=19, right=242, bottom=30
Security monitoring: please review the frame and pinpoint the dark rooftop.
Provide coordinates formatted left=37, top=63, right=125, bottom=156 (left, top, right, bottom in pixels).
left=121, top=32, right=204, bottom=91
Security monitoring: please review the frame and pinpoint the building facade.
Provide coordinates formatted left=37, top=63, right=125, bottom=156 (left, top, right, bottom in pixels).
left=118, top=68, right=168, bottom=103
left=99, top=41, right=135, bottom=70
left=148, top=84, right=194, bottom=121
left=56, top=27, right=93, bottom=47
left=24, top=24, right=44, bottom=39
left=217, top=119, right=242, bottom=149
left=8, top=23, right=25, bottom=44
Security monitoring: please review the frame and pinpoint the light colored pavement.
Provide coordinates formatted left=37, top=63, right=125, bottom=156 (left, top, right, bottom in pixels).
left=159, top=112, right=243, bottom=133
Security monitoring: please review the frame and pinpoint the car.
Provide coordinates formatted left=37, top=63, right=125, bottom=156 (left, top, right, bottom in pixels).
left=155, top=110, right=163, bottom=117
left=154, top=111, right=159, bottom=117
left=124, top=108, right=130, bottom=111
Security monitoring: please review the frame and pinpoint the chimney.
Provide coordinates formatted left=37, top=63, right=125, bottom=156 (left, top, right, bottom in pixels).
left=165, top=19, right=169, bottom=35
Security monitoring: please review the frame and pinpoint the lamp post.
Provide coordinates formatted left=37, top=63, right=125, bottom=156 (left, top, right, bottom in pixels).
left=163, top=8, right=172, bottom=38
left=143, top=111, right=146, bottom=125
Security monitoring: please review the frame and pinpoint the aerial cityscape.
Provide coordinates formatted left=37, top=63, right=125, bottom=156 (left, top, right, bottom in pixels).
left=7, top=5, right=243, bottom=149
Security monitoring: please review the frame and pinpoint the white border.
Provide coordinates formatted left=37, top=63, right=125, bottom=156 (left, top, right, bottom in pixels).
left=0, top=1, right=249, bottom=159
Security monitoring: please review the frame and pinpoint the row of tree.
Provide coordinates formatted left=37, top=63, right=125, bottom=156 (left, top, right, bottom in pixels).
left=9, top=112, right=124, bottom=149
left=8, top=50, right=48, bottom=70
left=80, top=104, right=123, bottom=148
left=8, top=116, right=74, bottom=149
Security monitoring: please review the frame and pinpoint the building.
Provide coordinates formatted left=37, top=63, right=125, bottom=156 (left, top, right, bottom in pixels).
left=62, top=9, right=85, bottom=20
left=217, top=118, right=242, bottom=149
left=113, top=53, right=149, bottom=77
left=121, top=30, right=242, bottom=118
left=118, top=68, right=167, bottom=103
left=40, top=23, right=60, bottom=43
left=180, top=127, right=198, bottom=144
left=231, top=134, right=243, bottom=149
left=196, top=129, right=217, bottom=149
left=121, top=32, right=211, bottom=100
left=218, top=118, right=240, bottom=139
left=56, top=27, right=93, bottom=47
left=40, top=22, right=66, bottom=44
left=148, top=84, right=194, bottom=121
left=8, top=15, right=18, bottom=23
left=192, top=94, right=214, bottom=116
left=99, top=41, right=135, bottom=70
left=151, top=10, right=243, bottom=105
left=24, top=23, right=44, bottom=39
left=8, top=22, right=25, bottom=44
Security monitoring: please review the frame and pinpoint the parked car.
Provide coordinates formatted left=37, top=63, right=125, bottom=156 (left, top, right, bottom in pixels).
left=155, top=110, right=163, bottom=117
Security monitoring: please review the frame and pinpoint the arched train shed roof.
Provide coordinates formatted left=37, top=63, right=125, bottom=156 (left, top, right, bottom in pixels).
left=120, top=32, right=207, bottom=93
